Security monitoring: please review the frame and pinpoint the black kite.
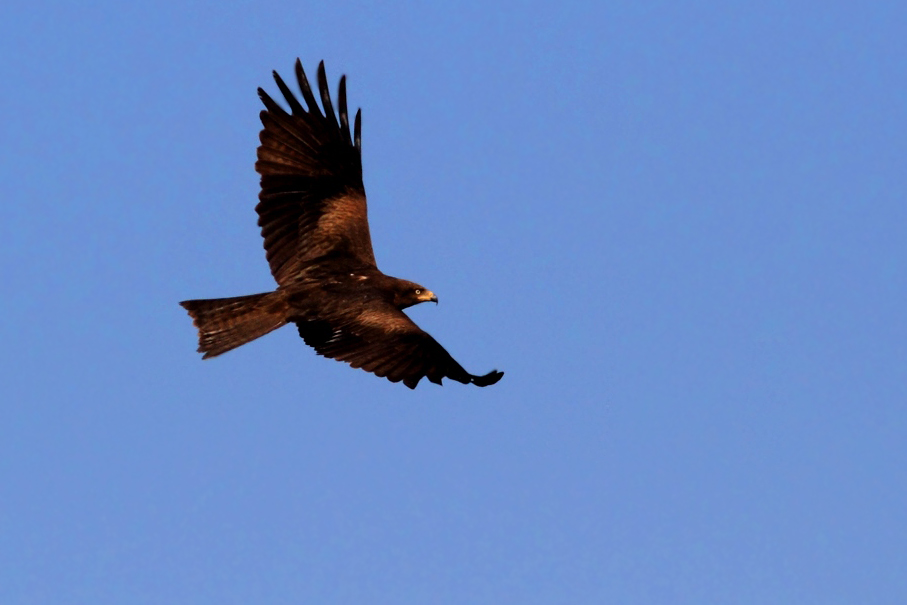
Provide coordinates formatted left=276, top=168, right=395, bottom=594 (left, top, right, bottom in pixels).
left=180, top=60, right=503, bottom=389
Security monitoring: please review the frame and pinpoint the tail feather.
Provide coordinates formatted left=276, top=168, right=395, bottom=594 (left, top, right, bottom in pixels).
left=179, top=291, right=289, bottom=358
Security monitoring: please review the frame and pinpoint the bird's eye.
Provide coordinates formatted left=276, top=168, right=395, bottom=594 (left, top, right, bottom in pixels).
left=415, top=289, right=422, bottom=295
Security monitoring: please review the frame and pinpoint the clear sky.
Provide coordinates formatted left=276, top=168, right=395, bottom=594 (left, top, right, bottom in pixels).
left=2, top=1, right=906, bottom=603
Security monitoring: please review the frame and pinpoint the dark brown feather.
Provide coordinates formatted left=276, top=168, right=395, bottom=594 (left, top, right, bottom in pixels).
left=294, top=59, right=322, bottom=116
left=293, top=294, right=502, bottom=389
left=255, top=61, right=373, bottom=285
left=180, top=291, right=289, bottom=359
left=179, top=60, right=503, bottom=389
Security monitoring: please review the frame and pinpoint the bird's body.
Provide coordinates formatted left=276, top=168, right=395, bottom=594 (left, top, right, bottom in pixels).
left=180, top=60, right=503, bottom=388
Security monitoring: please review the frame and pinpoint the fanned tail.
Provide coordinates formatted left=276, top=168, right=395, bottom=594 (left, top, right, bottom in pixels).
left=179, top=291, right=289, bottom=359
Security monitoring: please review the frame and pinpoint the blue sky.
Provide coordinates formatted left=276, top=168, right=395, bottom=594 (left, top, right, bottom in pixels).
left=2, top=1, right=906, bottom=603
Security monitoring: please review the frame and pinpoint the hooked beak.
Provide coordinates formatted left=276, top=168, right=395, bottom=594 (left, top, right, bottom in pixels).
left=418, top=290, right=439, bottom=304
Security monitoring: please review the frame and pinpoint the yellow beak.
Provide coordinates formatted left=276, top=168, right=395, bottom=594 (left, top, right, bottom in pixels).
left=418, top=290, right=438, bottom=304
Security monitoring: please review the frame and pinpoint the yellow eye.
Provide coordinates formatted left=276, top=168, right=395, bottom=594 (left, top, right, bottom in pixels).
left=415, top=289, right=422, bottom=295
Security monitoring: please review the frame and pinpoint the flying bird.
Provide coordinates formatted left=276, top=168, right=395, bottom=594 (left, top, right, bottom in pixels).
left=180, top=60, right=503, bottom=389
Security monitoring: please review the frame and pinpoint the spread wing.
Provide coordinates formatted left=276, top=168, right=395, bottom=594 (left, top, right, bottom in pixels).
left=295, top=303, right=504, bottom=389
left=256, top=60, right=376, bottom=286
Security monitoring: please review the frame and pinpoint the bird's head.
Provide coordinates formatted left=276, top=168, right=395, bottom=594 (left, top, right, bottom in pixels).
left=393, top=280, right=438, bottom=309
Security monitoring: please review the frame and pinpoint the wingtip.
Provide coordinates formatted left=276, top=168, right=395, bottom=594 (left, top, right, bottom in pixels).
left=354, top=108, right=362, bottom=150
left=472, top=370, right=504, bottom=387
left=316, top=61, right=337, bottom=125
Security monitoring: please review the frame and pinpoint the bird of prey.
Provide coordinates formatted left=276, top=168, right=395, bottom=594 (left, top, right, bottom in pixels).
left=180, top=60, right=503, bottom=389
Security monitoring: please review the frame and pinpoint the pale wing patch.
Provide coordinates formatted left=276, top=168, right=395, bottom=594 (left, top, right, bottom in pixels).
left=304, top=192, right=375, bottom=264
left=355, top=307, right=414, bottom=332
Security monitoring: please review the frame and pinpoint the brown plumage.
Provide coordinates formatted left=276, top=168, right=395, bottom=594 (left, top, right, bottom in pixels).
left=180, top=60, right=503, bottom=389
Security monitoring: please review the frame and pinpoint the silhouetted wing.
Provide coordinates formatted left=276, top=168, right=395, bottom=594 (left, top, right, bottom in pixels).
left=295, top=303, right=503, bottom=389
left=256, top=60, right=375, bottom=286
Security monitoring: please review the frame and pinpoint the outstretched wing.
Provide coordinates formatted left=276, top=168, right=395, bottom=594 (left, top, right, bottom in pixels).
left=256, top=60, right=375, bottom=286
left=295, top=303, right=503, bottom=389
